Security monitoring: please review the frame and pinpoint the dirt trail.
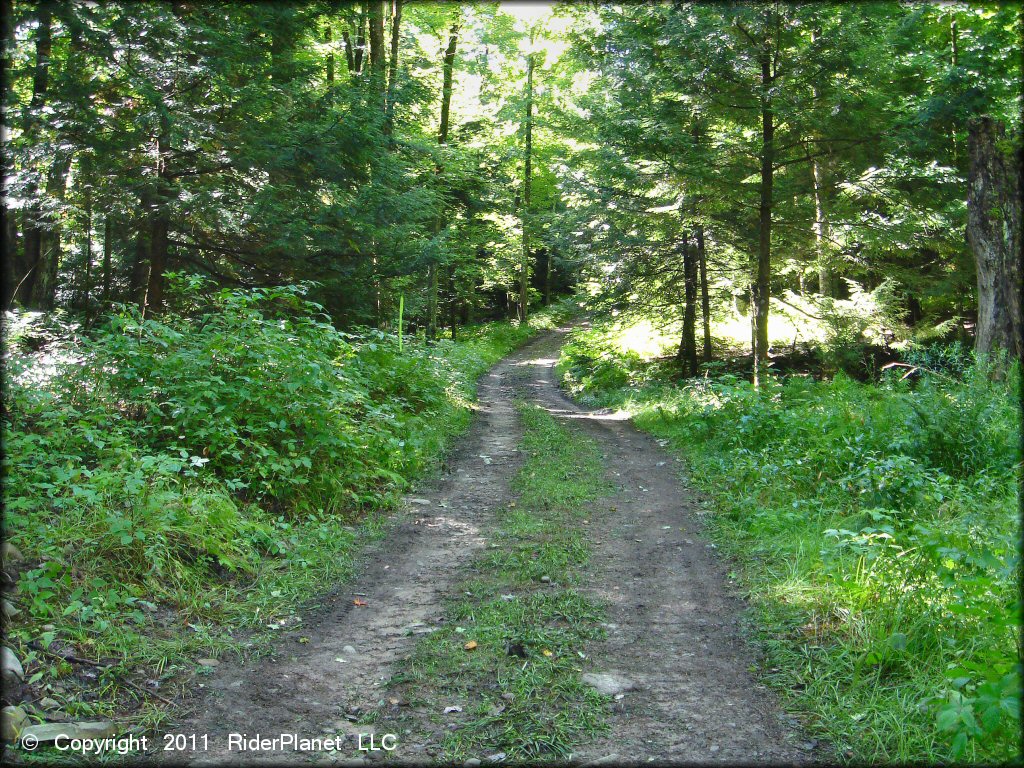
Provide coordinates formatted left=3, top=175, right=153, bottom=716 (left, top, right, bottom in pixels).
left=157, top=328, right=818, bottom=765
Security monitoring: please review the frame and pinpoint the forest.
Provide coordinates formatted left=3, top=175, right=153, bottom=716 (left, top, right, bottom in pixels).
left=1, top=1, right=1021, bottom=765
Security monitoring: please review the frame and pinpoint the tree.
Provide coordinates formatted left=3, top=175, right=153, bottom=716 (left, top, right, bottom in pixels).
left=966, top=117, right=1021, bottom=362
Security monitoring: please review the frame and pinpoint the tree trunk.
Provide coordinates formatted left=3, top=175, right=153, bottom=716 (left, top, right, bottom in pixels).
left=676, top=231, right=698, bottom=376
left=753, top=42, right=774, bottom=387
left=2, top=210, right=15, bottom=310
left=518, top=42, right=535, bottom=324
left=384, top=0, right=402, bottom=134
left=367, top=1, right=385, bottom=71
left=144, top=107, right=173, bottom=314
left=438, top=26, right=458, bottom=144
left=353, top=7, right=366, bottom=74
left=697, top=224, right=712, bottom=362
left=80, top=172, right=93, bottom=311
left=966, top=116, right=1022, bottom=362
left=101, top=216, right=113, bottom=305
left=426, top=260, right=438, bottom=340
left=325, top=22, right=334, bottom=90
left=343, top=28, right=355, bottom=74
left=20, top=3, right=53, bottom=306
left=29, top=154, right=71, bottom=310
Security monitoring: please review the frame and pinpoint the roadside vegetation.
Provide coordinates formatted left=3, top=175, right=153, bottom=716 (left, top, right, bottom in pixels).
left=386, top=404, right=612, bottom=762
left=1, top=284, right=573, bottom=734
left=558, top=316, right=1021, bottom=763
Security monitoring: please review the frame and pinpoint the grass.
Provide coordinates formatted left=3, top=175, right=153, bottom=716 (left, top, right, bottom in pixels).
left=1, top=291, right=580, bottom=760
left=557, top=316, right=1021, bottom=764
left=384, top=404, right=614, bottom=761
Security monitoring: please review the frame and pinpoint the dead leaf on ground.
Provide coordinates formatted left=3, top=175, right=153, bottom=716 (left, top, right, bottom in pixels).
left=463, top=640, right=478, bottom=651
left=353, top=598, right=368, bottom=607
left=541, top=649, right=553, bottom=657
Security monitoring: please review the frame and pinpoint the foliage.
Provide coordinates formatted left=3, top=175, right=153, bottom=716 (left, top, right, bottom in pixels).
left=559, top=318, right=1021, bottom=763
left=1, top=286, right=565, bottom=727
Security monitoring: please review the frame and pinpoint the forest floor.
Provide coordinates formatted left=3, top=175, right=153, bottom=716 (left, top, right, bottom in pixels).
left=158, top=328, right=823, bottom=765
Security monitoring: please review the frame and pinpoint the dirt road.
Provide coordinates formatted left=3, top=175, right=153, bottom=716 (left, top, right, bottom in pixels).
left=161, top=328, right=816, bottom=765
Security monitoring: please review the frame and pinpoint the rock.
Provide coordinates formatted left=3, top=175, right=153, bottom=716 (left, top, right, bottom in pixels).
left=0, top=542, right=24, bottom=564
left=581, top=755, right=620, bottom=767
left=1, top=706, right=27, bottom=742
left=464, top=760, right=481, bottom=767
left=709, top=745, right=719, bottom=753
left=41, top=624, right=56, bottom=633
left=485, top=753, right=507, bottom=763
left=0, top=601, right=17, bottom=623
left=406, top=498, right=432, bottom=506
left=1, top=646, right=24, bottom=688
left=581, top=673, right=636, bottom=697
left=342, top=645, right=357, bottom=655
left=539, top=576, right=551, bottom=583
left=196, top=658, right=220, bottom=667
left=20, top=721, right=118, bottom=743
left=37, top=698, right=60, bottom=711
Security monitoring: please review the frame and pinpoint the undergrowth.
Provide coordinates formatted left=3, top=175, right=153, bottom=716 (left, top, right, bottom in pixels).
left=558, top=318, right=1021, bottom=764
left=384, top=404, right=612, bottom=761
left=0, top=282, right=575, bottom=739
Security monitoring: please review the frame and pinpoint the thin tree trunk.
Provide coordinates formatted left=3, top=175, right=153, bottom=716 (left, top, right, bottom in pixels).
left=426, top=260, right=438, bottom=339
left=101, top=216, right=112, bottom=306
left=353, top=7, right=366, bottom=74
left=29, top=154, right=70, bottom=310
left=676, top=231, right=698, bottom=376
left=80, top=172, right=93, bottom=311
left=753, top=40, right=774, bottom=387
left=144, top=109, right=172, bottom=314
left=966, top=116, right=1022, bottom=362
left=325, top=22, right=334, bottom=91
left=697, top=224, right=712, bottom=362
left=343, top=29, right=355, bottom=74
left=519, top=40, right=535, bottom=324
left=384, top=0, right=402, bottom=134
left=21, top=3, right=53, bottom=306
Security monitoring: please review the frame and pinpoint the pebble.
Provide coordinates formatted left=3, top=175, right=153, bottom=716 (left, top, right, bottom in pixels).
left=1, top=646, right=24, bottom=688
left=464, top=760, right=481, bottom=767
left=197, top=658, right=220, bottom=667
left=343, top=645, right=357, bottom=655
left=539, top=576, right=550, bottom=583
left=42, top=624, right=56, bottom=632
left=407, top=498, right=432, bottom=506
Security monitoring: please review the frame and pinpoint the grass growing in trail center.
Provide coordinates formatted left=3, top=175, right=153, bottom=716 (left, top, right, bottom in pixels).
left=385, top=404, right=613, bottom=761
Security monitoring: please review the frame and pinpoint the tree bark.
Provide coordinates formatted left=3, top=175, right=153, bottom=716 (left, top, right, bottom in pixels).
left=101, top=216, right=112, bottom=305
left=518, top=41, right=535, bottom=324
left=325, top=21, right=334, bottom=90
left=697, top=223, right=712, bottom=362
left=966, top=116, right=1022, bottom=362
left=367, top=1, right=385, bottom=72
left=20, top=3, right=53, bottom=306
left=753, top=38, right=774, bottom=387
left=29, top=154, right=70, bottom=310
left=676, top=231, right=698, bottom=376
left=384, top=0, right=402, bottom=134
left=343, top=29, right=355, bottom=74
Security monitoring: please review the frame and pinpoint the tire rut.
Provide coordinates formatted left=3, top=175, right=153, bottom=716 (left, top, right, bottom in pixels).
left=155, top=334, right=552, bottom=765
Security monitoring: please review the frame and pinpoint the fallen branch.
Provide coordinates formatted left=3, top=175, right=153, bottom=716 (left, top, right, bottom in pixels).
left=28, top=642, right=176, bottom=707
left=880, top=361, right=957, bottom=382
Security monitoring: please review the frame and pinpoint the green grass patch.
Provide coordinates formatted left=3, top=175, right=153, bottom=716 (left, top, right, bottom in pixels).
left=386, top=404, right=613, bottom=761
left=558, top=318, right=1021, bottom=764
left=1, top=288, right=578, bottom=745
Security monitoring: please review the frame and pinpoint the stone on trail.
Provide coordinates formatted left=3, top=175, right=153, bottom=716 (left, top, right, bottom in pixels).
left=406, top=498, right=432, bottom=506
left=19, top=721, right=118, bottom=743
left=1, top=646, right=24, bottom=688
left=581, top=755, right=621, bottom=766
left=581, top=672, right=636, bottom=697
left=343, top=645, right=357, bottom=655
left=197, top=658, right=220, bottom=667
left=1, top=705, right=27, bottom=742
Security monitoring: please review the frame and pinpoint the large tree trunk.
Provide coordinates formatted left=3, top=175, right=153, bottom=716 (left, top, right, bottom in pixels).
left=752, top=42, right=774, bottom=387
left=697, top=223, right=712, bottom=362
left=518, top=43, right=535, bottom=324
left=966, top=117, right=1022, bottom=362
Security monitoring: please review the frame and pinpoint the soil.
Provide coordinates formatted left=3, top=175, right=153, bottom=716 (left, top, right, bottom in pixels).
left=154, top=328, right=824, bottom=766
